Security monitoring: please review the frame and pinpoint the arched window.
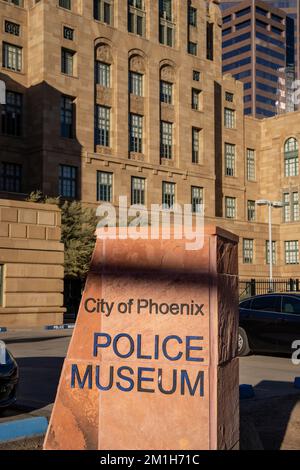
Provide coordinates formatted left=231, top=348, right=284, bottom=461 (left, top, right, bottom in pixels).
left=160, top=63, right=176, bottom=104
left=284, top=138, right=299, bottom=177
left=129, top=53, right=146, bottom=97
left=95, top=42, right=113, bottom=87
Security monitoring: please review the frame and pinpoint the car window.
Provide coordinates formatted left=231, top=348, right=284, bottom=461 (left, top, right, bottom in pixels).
left=251, top=296, right=281, bottom=312
left=282, top=296, right=300, bottom=315
left=240, top=299, right=251, bottom=309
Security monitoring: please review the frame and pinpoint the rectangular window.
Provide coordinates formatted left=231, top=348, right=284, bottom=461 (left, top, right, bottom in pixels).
left=160, top=121, right=173, bottom=159
left=225, top=143, right=235, bottom=177
left=1, top=91, right=22, bottom=137
left=129, top=114, right=143, bottom=153
left=192, top=89, right=201, bottom=110
left=188, top=41, right=197, bottom=56
left=59, top=165, right=77, bottom=199
left=193, top=70, right=200, bottom=81
left=243, top=239, right=254, bottom=264
left=160, top=81, right=173, bottom=104
left=95, top=105, right=110, bottom=147
left=61, top=96, right=75, bottom=138
left=225, top=196, right=236, bottom=219
left=224, top=108, right=235, bottom=128
left=285, top=241, right=299, bottom=265
left=128, top=0, right=146, bottom=37
left=293, top=192, right=300, bottom=221
left=5, top=21, right=20, bottom=37
left=3, top=43, right=22, bottom=72
left=63, top=26, right=74, bottom=41
left=283, top=192, right=300, bottom=222
left=247, top=200, right=256, bottom=221
left=247, top=149, right=256, bottom=181
left=192, top=128, right=200, bottom=164
left=97, top=171, right=113, bottom=202
left=266, top=240, right=276, bottom=265
left=159, top=0, right=175, bottom=47
left=285, top=149, right=299, bottom=177
left=191, top=186, right=203, bottom=214
left=0, top=162, right=22, bottom=193
left=207, top=22, right=214, bottom=61
left=284, top=192, right=291, bottom=222
left=225, top=92, right=234, bottom=102
left=61, top=48, right=75, bottom=75
left=131, top=176, right=146, bottom=205
left=0, top=265, right=3, bottom=307
left=94, top=0, right=113, bottom=24
left=59, top=0, right=71, bottom=9
left=130, top=72, right=143, bottom=96
left=96, top=61, right=110, bottom=87
left=188, top=6, right=197, bottom=27
left=162, top=181, right=175, bottom=208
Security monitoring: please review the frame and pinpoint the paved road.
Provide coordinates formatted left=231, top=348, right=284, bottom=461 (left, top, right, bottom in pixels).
left=240, top=354, right=300, bottom=398
left=0, top=329, right=72, bottom=423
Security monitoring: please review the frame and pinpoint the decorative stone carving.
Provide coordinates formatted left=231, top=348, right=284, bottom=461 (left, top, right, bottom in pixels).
left=161, top=158, right=175, bottom=168
left=129, top=152, right=145, bottom=162
left=96, top=146, right=112, bottom=157
left=96, top=44, right=113, bottom=64
left=160, top=65, right=176, bottom=83
left=129, top=55, right=146, bottom=73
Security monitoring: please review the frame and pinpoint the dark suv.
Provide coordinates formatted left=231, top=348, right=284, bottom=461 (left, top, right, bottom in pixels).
left=239, top=293, right=300, bottom=356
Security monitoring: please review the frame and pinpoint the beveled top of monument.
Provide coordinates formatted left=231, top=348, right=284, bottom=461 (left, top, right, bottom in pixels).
left=92, top=224, right=239, bottom=276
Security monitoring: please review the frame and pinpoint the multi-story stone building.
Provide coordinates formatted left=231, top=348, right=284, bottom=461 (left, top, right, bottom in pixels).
left=0, top=0, right=300, bottom=291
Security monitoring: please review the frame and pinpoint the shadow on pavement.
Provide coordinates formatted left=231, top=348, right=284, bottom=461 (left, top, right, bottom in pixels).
left=4, top=336, right=71, bottom=346
left=241, top=380, right=300, bottom=450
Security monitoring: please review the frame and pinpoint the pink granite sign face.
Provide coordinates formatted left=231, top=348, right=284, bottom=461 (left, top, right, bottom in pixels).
left=44, top=226, right=239, bottom=450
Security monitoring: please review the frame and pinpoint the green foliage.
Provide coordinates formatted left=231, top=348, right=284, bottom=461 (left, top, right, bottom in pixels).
left=61, top=200, right=97, bottom=280
left=27, top=191, right=97, bottom=279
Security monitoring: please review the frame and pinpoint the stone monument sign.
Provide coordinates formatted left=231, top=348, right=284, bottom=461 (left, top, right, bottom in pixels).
left=44, top=226, right=239, bottom=450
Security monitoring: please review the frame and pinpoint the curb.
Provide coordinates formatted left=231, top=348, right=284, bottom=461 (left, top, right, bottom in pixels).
left=0, top=417, right=48, bottom=443
left=44, top=324, right=75, bottom=331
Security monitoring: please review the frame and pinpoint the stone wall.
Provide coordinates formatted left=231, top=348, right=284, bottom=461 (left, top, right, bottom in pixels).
left=0, top=199, right=65, bottom=327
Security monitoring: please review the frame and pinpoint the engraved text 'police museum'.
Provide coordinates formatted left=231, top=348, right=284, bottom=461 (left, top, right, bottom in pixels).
left=71, top=298, right=207, bottom=398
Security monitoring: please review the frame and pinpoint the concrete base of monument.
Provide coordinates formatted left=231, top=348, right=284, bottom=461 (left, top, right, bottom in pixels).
left=44, top=226, right=240, bottom=450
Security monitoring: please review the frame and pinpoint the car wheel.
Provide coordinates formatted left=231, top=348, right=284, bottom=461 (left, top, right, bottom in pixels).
left=238, top=327, right=250, bottom=357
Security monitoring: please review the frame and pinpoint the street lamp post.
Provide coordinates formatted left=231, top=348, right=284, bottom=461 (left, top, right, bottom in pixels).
left=0, top=80, right=5, bottom=105
left=256, top=199, right=284, bottom=293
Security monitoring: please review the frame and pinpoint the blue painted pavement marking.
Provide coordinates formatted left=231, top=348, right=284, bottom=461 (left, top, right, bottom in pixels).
left=0, top=417, right=48, bottom=443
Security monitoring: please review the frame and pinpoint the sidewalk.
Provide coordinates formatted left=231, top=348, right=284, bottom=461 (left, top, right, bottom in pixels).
left=241, top=391, right=300, bottom=450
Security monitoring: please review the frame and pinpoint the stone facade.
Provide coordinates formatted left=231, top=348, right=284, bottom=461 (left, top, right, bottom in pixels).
left=0, top=0, right=300, bottom=284
left=0, top=199, right=64, bottom=327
